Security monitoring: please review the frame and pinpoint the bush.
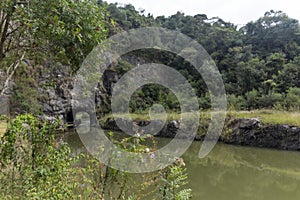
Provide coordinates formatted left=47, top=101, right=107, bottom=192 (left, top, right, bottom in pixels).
left=227, top=94, right=246, bottom=110
left=0, top=115, right=192, bottom=199
left=285, top=87, right=300, bottom=110
left=245, top=89, right=260, bottom=110
left=0, top=114, right=77, bottom=199
left=258, top=93, right=283, bottom=109
left=198, top=93, right=211, bottom=110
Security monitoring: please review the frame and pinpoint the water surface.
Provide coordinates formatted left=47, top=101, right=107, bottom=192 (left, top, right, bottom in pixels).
left=65, top=131, right=300, bottom=200
left=184, top=142, right=300, bottom=200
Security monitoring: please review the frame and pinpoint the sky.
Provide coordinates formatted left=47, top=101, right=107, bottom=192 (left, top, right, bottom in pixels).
left=105, top=0, right=300, bottom=26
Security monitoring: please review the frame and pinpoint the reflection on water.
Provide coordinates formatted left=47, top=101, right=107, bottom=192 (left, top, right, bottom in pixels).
left=65, top=131, right=300, bottom=200
left=184, top=142, right=300, bottom=200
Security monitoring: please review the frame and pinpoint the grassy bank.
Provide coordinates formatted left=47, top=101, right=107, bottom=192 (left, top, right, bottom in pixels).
left=102, top=112, right=212, bottom=121
left=102, top=110, right=300, bottom=127
left=228, top=110, right=300, bottom=127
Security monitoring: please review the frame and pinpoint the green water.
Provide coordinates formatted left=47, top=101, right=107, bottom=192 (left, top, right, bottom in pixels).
left=183, top=142, right=300, bottom=200
left=65, top=132, right=300, bottom=200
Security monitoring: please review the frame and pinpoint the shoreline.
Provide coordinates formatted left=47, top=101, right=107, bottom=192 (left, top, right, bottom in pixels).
left=99, top=116, right=300, bottom=152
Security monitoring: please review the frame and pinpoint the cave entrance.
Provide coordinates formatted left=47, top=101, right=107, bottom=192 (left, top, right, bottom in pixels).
left=65, top=110, right=74, bottom=125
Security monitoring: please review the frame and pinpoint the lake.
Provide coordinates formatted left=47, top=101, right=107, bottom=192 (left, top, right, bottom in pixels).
left=64, top=131, right=300, bottom=200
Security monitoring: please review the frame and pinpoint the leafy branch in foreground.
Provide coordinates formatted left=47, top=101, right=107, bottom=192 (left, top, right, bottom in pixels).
left=0, top=0, right=108, bottom=98
left=0, top=115, right=192, bottom=199
left=0, top=114, right=78, bottom=199
left=159, top=162, right=192, bottom=200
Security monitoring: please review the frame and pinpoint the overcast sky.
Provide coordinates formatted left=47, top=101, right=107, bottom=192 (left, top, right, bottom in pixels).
left=105, top=0, right=300, bottom=25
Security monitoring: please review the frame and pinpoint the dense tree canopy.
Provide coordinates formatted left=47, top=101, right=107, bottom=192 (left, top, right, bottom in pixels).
left=101, top=3, right=300, bottom=111
left=2, top=1, right=300, bottom=114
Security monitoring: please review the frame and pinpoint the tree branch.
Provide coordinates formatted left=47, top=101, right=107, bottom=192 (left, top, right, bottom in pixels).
left=0, top=0, right=17, bottom=62
left=1, top=51, right=25, bottom=96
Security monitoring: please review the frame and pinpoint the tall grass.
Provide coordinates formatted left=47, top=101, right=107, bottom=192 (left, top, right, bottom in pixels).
left=228, top=110, right=300, bottom=127
left=102, top=110, right=300, bottom=127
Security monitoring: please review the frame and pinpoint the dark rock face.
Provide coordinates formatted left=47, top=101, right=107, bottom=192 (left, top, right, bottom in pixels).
left=102, top=69, right=119, bottom=95
left=101, top=118, right=205, bottom=140
left=101, top=118, right=182, bottom=137
left=36, top=55, right=151, bottom=123
left=160, top=120, right=180, bottom=138
left=0, top=95, right=9, bottom=115
left=223, top=118, right=300, bottom=151
left=38, top=65, right=107, bottom=124
left=38, top=65, right=74, bottom=122
left=101, top=117, right=300, bottom=151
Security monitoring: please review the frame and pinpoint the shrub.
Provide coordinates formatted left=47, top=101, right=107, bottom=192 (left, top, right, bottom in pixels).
left=0, top=115, right=192, bottom=199
left=227, top=94, right=246, bottom=110
left=258, top=93, right=283, bottom=109
left=285, top=87, right=300, bottom=110
left=0, top=114, right=77, bottom=199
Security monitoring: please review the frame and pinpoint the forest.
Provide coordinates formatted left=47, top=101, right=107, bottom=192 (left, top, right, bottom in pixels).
left=103, top=2, right=300, bottom=112
left=1, top=1, right=300, bottom=114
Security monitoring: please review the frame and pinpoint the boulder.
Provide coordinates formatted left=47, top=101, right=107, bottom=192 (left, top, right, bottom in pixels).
left=223, top=118, right=300, bottom=151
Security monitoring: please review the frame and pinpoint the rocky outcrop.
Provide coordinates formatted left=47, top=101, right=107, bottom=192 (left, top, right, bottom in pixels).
left=38, top=64, right=74, bottom=122
left=38, top=65, right=110, bottom=124
left=222, top=118, right=300, bottom=151
left=102, top=69, right=119, bottom=95
left=32, top=55, right=146, bottom=123
left=0, top=95, right=9, bottom=115
left=100, top=117, right=181, bottom=137
left=100, top=117, right=204, bottom=140
left=101, top=117, right=300, bottom=151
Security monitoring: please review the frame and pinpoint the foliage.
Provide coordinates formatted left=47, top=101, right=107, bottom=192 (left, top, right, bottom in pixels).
left=9, top=62, right=43, bottom=114
left=227, top=94, right=246, bottom=110
left=0, top=0, right=109, bottom=111
left=0, top=115, right=192, bottom=199
left=103, top=2, right=156, bottom=31
left=0, top=0, right=108, bottom=71
left=99, top=5, right=300, bottom=112
left=158, top=164, right=192, bottom=200
left=0, top=114, right=78, bottom=199
left=285, top=87, right=300, bottom=110
left=2, top=1, right=300, bottom=114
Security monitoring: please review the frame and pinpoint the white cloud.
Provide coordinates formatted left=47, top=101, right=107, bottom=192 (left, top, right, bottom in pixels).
left=105, top=0, right=300, bottom=25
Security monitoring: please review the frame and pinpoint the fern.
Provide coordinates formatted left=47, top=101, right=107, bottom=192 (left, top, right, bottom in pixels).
left=158, top=162, right=192, bottom=200
left=176, top=189, right=192, bottom=200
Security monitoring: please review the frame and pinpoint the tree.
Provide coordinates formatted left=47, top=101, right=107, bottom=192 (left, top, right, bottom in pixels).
left=285, top=87, right=300, bottom=110
left=235, top=58, right=264, bottom=95
left=244, top=10, right=300, bottom=58
left=0, top=0, right=108, bottom=96
left=106, top=3, right=155, bottom=31
left=276, top=55, right=300, bottom=92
